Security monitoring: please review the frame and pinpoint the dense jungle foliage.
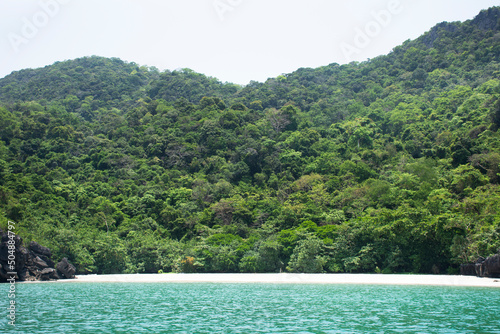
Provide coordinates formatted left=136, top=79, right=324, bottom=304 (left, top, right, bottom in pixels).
left=0, top=8, right=499, bottom=274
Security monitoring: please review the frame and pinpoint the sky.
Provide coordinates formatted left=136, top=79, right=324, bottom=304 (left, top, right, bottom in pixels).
left=0, top=0, right=498, bottom=85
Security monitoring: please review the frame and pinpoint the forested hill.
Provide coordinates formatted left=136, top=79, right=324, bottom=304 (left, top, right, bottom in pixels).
left=1, top=7, right=499, bottom=108
left=0, top=57, right=239, bottom=106
left=0, top=7, right=499, bottom=275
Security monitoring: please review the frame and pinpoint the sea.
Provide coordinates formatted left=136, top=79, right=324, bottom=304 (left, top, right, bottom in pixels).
left=1, top=282, right=499, bottom=333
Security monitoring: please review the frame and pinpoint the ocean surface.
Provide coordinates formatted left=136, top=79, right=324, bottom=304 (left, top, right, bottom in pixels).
left=1, top=282, right=499, bottom=333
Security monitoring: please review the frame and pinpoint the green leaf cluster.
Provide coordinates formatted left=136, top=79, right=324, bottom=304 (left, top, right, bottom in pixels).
left=0, top=7, right=499, bottom=274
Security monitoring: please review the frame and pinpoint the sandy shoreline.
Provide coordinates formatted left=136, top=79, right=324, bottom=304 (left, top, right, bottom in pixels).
left=40, top=273, right=500, bottom=287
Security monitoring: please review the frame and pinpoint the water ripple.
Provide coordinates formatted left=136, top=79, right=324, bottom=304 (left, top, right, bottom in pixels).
left=0, top=283, right=498, bottom=333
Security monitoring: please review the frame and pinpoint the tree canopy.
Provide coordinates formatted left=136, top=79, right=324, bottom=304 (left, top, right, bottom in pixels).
left=0, top=7, right=499, bottom=274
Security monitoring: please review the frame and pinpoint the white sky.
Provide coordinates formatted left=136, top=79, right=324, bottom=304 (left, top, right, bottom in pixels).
left=0, top=0, right=498, bottom=85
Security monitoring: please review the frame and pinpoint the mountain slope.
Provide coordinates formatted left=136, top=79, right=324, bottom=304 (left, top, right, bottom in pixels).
left=1, top=7, right=499, bottom=109
left=0, top=57, right=151, bottom=103
left=0, top=7, right=499, bottom=276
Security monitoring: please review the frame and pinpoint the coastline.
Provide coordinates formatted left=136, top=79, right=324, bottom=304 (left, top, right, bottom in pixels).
left=43, top=273, right=500, bottom=287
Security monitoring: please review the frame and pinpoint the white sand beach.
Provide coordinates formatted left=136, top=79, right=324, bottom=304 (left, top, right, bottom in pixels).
left=53, top=273, right=500, bottom=287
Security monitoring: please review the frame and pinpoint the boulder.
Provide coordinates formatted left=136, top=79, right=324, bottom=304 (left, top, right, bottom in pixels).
left=475, top=257, right=486, bottom=277
left=462, top=253, right=500, bottom=278
left=18, top=267, right=34, bottom=281
left=460, top=263, right=476, bottom=276
left=29, top=241, right=52, bottom=257
left=36, top=253, right=55, bottom=268
left=32, top=255, right=49, bottom=269
left=56, top=257, right=76, bottom=279
left=0, top=230, right=73, bottom=282
left=39, top=268, right=58, bottom=280
left=0, top=232, right=24, bottom=281
left=483, top=254, right=500, bottom=278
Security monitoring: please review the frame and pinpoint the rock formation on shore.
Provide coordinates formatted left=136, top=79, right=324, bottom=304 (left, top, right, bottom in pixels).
left=460, top=253, right=500, bottom=278
left=0, top=230, right=76, bottom=282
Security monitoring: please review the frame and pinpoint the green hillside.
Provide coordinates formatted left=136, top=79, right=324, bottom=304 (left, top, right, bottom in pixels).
left=0, top=7, right=499, bottom=274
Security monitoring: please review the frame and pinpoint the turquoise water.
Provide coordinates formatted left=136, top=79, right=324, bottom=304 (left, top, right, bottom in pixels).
left=1, top=282, right=499, bottom=333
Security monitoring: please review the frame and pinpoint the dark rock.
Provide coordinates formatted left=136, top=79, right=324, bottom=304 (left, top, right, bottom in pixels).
left=462, top=253, right=500, bottom=278
left=475, top=257, right=486, bottom=277
left=40, top=268, right=54, bottom=275
left=17, top=247, right=29, bottom=272
left=37, top=253, right=55, bottom=268
left=0, top=230, right=72, bottom=282
left=460, top=263, right=476, bottom=276
left=421, top=22, right=459, bottom=48
left=29, top=241, right=52, bottom=257
left=56, top=257, right=76, bottom=279
left=39, top=268, right=58, bottom=280
left=32, top=256, right=49, bottom=269
left=471, top=7, right=500, bottom=31
left=0, top=232, right=23, bottom=281
left=483, top=254, right=500, bottom=278
left=420, top=7, right=499, bottom=50
left=18, top=268, right=33, bottom=281
left=0, top=232, right=22, bottom=261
